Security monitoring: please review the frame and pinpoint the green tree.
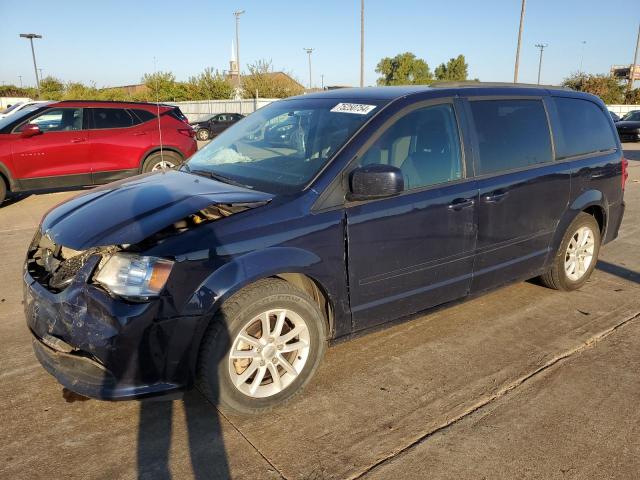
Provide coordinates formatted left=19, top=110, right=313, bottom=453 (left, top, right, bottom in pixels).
left=375, top=52, right=433, bottom=86
left=39, top=76, right=64, bottom=100
left=186, top=68, right=234, bottom=100
left=241, top=59, right=305, bottom=98
left=434, top=55, right=469, bottom=82
left=140, top=71, right=190, bottom=101
left=562, top=73, right=625, bottom=104
left=62, top=81, right=99, bottom=100
left=625, top=88, right=640, bottom=105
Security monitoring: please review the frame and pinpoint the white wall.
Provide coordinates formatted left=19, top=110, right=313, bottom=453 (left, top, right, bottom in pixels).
left=607, top=104, right=640, bottom=116
left=167, top=98, right=278, bottom=122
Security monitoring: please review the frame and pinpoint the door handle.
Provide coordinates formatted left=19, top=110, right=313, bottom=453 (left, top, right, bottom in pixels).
left=448, top=198, right=475, bottom=211
left=133, top=132, right=148, bottom=136
left=70, top=137, right=86, bottom=143
left=484, top=190, right=509, bottom=203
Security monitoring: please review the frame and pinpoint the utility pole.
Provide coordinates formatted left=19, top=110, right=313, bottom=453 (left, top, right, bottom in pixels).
left=233, top=10, right=245, bottom=89
left=18, top=75, right=23, bottom=88
left=304, top=48, right=314, bottom=89
left=360, top=0, right=365, bottom=87
left=38, top=68, right=43, bottom=80
left=579, top=40, right=587, bottom=74
left=535, top=43, right=548, bottom=85
left=19, top=33, right=42, bottom=95
left=628, top=23, right=640, bottom=94
left=513, top=0, right=526, bottom=83
left=321, top=74, right=324, bottom=90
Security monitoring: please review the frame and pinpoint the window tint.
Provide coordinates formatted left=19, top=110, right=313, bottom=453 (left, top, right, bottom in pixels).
left=621, top=111, right=640, bottom=121
left=469, top=99, right=552, bottom=175
left=554, top=97, right=617, bottom=158
left=91, top=108, right=136, bottom=129
left=359, top=103, right=462, bottom=190
left=131, top=109, right=156, bottom=123
left=24, top=108, right=83, bottom=132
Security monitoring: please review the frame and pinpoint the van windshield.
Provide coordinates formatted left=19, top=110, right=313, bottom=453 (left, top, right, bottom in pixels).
left=184, top=98, right=380, bottom=194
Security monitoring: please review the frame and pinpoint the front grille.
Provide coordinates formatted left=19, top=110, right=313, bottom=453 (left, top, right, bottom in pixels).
left=26, top=231, right=97, bottom=293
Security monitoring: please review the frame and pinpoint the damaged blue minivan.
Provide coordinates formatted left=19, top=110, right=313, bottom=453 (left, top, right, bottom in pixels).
left=25, top=84, right=627, bottom=413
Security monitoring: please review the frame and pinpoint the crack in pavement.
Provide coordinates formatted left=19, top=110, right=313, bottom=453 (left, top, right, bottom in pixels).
left=351, top=310, right=640, bottom=480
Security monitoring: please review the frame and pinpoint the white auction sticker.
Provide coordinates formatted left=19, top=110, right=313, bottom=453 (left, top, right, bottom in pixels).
left=330, top=103, right=377, bottom=115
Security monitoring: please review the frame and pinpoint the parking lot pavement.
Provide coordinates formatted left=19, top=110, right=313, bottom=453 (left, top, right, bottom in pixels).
left=0, top=144, right=639, bottom=480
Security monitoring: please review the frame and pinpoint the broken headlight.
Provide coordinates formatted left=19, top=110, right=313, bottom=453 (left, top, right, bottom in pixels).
left=94, top=253, right=173, bottom=299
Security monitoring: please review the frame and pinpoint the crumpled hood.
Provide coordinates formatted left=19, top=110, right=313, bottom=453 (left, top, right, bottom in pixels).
left=41, top=170, right=273, bottom=250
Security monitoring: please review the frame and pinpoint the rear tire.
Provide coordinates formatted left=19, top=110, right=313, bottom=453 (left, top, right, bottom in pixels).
left=0, top=177, right=6, bottom=205
left=196, top=129, right=210, bottom=141
left=196, top=278, right=327, bottom=415
left=141, top=151, right=182, bottom=173
left=539, top=212, right=601, bottom=291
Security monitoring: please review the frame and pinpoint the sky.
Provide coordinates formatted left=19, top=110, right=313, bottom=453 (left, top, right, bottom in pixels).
left=0, top=0, right=638, bottom=89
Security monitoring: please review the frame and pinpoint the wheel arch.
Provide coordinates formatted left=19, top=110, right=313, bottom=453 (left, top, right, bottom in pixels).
left=0, top=162, right=16, bottom=192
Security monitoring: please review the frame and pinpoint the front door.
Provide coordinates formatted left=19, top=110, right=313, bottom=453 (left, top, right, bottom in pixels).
left=346, top=101, right=478, bottom=331
left=12, top=107, right=91, bottom=186
left=464, top=97, right=570, bottom=292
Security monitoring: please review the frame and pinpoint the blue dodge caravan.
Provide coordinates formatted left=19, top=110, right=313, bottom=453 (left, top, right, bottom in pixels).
left=25, top=83, right=627, bottom=413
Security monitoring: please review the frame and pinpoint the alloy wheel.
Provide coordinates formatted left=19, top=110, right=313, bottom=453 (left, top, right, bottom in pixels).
left=564, top=225, right=595, bottom=281
left=228, top=309, right=311, bottom=398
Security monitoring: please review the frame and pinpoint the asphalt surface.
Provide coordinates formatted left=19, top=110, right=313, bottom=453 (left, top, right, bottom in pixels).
left=0, top=144, right=639, bottom=480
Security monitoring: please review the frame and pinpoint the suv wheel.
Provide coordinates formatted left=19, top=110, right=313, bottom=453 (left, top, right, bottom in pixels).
left=0, top=177, right=6, bottom=205
left=141, top=151, right=182, bottom=173
left=196, top=129, right=210, bottom=141
left=539, top=212, right=601, bottom=291
left=197, top=278, right=327, bottom=414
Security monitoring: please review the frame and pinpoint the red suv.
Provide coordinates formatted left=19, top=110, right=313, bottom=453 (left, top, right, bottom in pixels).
left=0, top=100, right=197, bottom=204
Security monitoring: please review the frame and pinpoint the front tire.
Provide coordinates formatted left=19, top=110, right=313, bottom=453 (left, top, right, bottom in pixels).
left=0, top=177, right=6, bottom=205
left=196, top=278, right=327, bottom=414
left=539, top=212, right=601, bottom=291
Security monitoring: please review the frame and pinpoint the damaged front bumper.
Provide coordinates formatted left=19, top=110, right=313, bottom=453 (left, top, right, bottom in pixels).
left=24, top=253, right=200, bottom=400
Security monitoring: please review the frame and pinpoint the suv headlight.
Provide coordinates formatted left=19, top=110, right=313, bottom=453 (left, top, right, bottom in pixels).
left=95, top=253, right=174, bottom=298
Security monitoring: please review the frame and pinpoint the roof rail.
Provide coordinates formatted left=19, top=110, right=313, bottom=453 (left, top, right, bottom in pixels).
left=56, top=99, right=173, bottom=106
left=429, top=81, right=573, bottom=91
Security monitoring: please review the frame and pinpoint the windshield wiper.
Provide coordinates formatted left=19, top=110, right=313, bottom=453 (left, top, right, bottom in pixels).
left=188, top=169, right=253, bottom=189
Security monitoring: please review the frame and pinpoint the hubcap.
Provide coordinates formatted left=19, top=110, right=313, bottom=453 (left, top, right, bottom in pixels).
left=564, top=226, right=595, bottom=281
left=228, top=309, right=310, bottom=398
left=151, top=159, right=176, bottom=171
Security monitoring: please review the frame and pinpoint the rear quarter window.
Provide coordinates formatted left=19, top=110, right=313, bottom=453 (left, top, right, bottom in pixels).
left=469, top=99, right=553, bottom=175
left=553, top=97, right=617, bottom=159
left=131, top=109, right=156, bottom=123
left=91, top=108, right=137, bottom=129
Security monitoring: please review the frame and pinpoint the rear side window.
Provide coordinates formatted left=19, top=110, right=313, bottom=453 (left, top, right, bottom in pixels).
left=91, top=108, right=136, bottom=129
left=166, top=107, right=188, bottom=123
left=553, top=97, right=617, bottom=159
left=469, top=99, right=552, bottom=175
left=131, top=109, right=156, bottom=123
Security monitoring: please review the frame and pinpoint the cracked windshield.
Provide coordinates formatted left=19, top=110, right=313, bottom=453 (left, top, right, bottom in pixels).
left=185, top=99, right=379, bottom=193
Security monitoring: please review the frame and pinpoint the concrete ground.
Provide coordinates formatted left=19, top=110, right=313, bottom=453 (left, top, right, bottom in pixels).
left=0, top=144, right=639, bottom=480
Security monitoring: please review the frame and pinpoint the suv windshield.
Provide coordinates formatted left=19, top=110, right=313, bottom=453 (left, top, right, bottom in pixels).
left=184, top=98, right=380, bottom=194
left=0, top=104, right=47, bottom=131
left=621, top=111, right=640, bottom=121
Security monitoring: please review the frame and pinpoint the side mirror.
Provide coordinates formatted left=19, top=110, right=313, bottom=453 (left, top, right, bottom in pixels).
left=349, top=164, right=404, bottom=201
left=21, top=124, right=42, bottom=138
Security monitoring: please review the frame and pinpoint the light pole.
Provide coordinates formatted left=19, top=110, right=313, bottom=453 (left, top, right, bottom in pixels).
left=233, top=10, right=245, bottom=89
left=579, top=40, right=587, bottom=74
left=535, top=43, right=548, bottom=85
left=304, top=48, right=314, bottom=89
left=628, top=23, right=640, bottom=94
left=360, top=0, right=365, bottom=87
left=19, top=33, right=42, bottom=95
left=513, top=0, right=526, bottom=83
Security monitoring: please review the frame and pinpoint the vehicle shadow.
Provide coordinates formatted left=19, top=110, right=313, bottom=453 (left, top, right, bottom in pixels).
left=623, top=146, right=640, bottom=162
left=596, top=260, right=640, bottom=284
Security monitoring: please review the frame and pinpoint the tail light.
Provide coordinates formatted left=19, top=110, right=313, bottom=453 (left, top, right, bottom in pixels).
left=622, top=157, right=629, bottom=191
left=178, top=128, right=195, bottom=138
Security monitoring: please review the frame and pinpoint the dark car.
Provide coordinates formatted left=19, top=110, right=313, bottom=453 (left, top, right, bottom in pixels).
left=0, top=100, right=197, bottom=204
left=25, top=84, right=626, bottom=414
left=191, top=113, right=244, bottom=141
left=609, top=110, right=620, bottom=122
left=615, top=110, right=640, bottom=142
